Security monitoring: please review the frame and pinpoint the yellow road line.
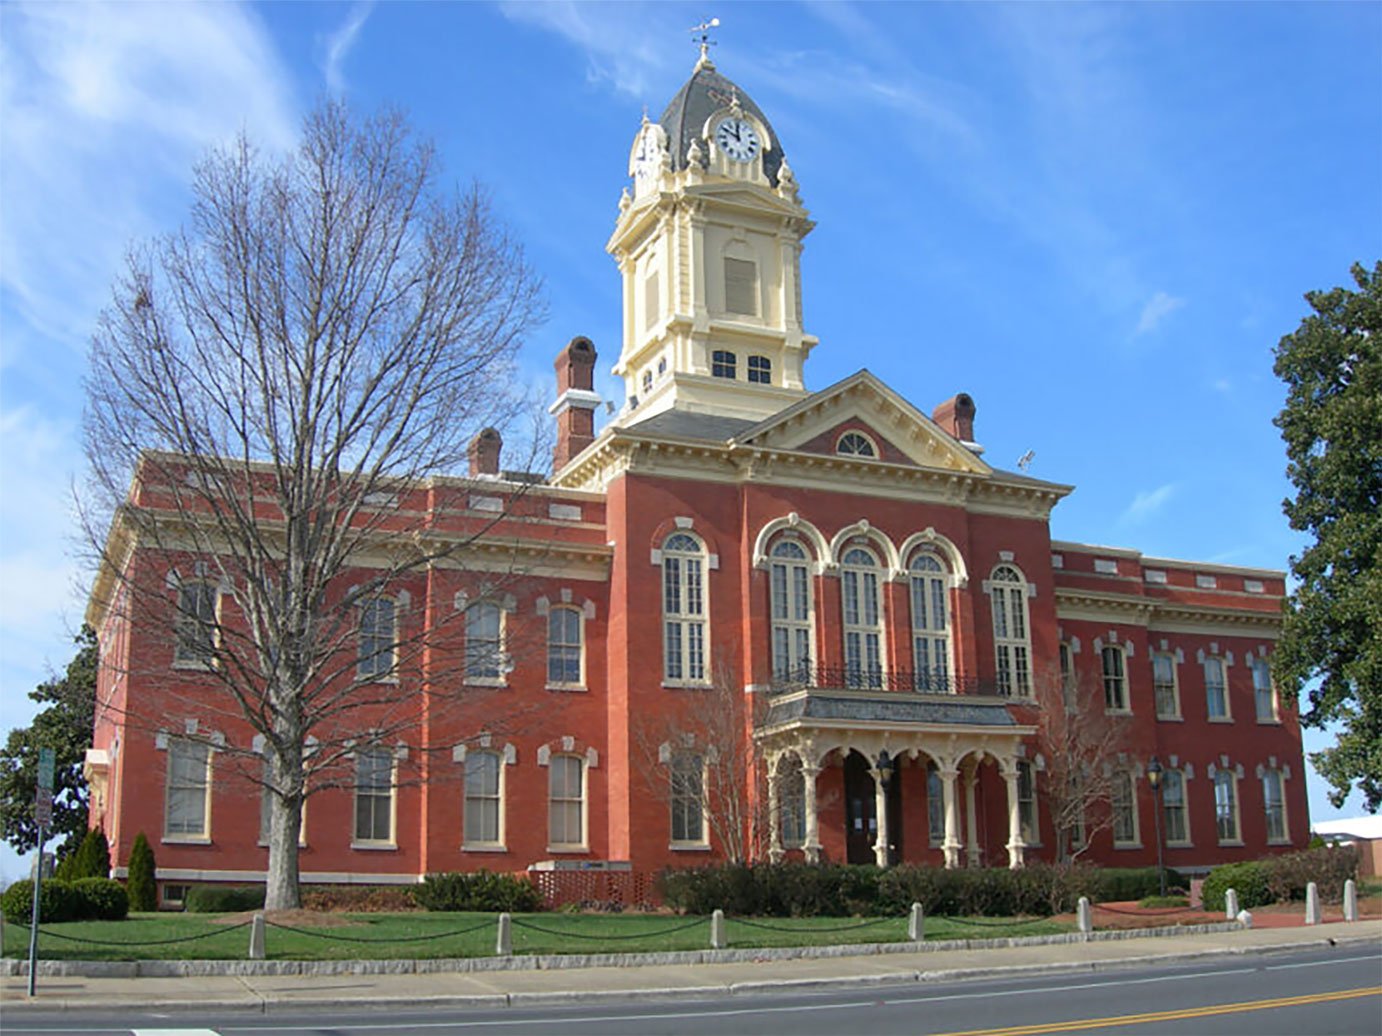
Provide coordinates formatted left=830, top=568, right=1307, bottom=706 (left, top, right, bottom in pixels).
left=932, top=985, right=1382, bottom=1036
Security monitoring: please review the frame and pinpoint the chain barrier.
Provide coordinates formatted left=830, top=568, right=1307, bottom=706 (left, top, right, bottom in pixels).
left=1093, top=903, right=1200, bottom=917
left=729, top=915, right=897, bottom=933
left=263, top=918, right=494, bottom=943
left=934, top=914, right=1051, bottom=929
left=510, top=916, right=708, bottom=941
left=17, top=919, right=254, bottom=947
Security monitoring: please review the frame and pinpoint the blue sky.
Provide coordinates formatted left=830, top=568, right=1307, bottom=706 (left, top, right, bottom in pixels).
left=1, top=1, right=1378, bottom=881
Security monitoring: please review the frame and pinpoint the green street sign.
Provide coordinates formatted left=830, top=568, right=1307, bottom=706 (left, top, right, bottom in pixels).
left=36, top=746, right=55, bottom=793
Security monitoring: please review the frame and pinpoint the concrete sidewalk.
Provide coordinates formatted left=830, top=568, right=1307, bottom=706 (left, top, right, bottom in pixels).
left=3, top=919, right=1378, bottom=1014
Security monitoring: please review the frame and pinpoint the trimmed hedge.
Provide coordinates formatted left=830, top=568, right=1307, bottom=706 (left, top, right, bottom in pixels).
left=1, top=878, right=128, bottom=924
left=415, top=871, right=544, bottom=913
left=657, top=862, right=1185, bottom=918
left=1202, top=845, right=1360, bottom=912
left=185, top=885, right=267, bottom=913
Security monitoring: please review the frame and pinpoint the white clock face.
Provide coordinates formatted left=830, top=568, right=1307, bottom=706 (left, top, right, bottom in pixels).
left=714, top=117, right=760, bottom=163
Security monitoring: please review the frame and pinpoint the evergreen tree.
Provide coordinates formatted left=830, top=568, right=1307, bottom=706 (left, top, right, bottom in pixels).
left=1273, top=261, right=1382, bottom=810
left=126, top=833, right=157, bottom=911
left=0, top=627, right=98, bottom=856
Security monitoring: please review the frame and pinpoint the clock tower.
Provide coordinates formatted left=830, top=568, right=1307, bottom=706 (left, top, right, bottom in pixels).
left=608, top=49, right=817, bottom=425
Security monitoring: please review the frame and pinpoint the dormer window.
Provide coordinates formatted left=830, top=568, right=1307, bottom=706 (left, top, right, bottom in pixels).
left=748, top=355, right=771, bottom=384
left=724, top=257, right=757, bottom=315
left=836, top=431, right=876, bottom=457
left=712, top=350, right=737, bottom=379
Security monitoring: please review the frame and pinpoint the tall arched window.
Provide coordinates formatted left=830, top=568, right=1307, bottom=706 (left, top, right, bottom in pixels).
left=662, top=533, right=707, bottom=682
left=909, top=551, right=951, bottom=692
left=769, top=540, right=813, bottom=682
left=989, top=565, right=1032, bottom=698
left=841, top=546, right=884, bottom=689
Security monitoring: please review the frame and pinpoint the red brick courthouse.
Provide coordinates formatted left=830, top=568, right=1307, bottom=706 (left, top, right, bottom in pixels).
left=84, top=54, right=1305, bottom=906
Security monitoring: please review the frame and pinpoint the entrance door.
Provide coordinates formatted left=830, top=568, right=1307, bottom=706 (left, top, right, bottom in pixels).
left=843, top=751, right=903, bottom=865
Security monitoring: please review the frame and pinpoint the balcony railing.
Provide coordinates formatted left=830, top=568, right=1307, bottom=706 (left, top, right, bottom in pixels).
left=769, top=661, right=1014, bottom=698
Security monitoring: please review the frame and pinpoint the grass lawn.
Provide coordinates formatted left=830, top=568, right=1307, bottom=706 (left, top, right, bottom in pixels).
left=1, top=911, right=1073, bottom=962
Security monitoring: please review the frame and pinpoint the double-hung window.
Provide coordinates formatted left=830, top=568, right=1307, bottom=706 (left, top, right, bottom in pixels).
left=353, top=748, right=394, bottom=845
left=1153, top=653, right=1179, bottom=718
left=990, top=565, right=1031, bottom=697
left=769, top=540, right=813, bottom=682
left=174, top=582, right=217, bottom=665
left=1262, top=769, right=1288, bottom=842
left=1252, top=658, right=1277, bottom=721
left=358, top=598, right=396, bottom=679
left=547, top=607, right=583, bottom=686
left=1112, top=772, right=1139, bottom=846
left=1214, top=770, right=1240, bottom=843
left=841, top=547, right=883, bottom=689
left=1205, top=657, right=1229, bottom=720
left=1163, top=769, right=1189, bottom=845
left=464, top=750, right=502, bottom=847
left=662, top=533, right=707, bottom=682
left=548, top=755, right=585, bottom=848
left=164, top=739, right=211, bottom=840
left=465, top=602, right=504, bottom=682
left=910, top=551, right=951, bottom=692
left=927, top=762, right=945, bottom=847
left=670, top=752, right=706, bottom=845
left=1102, top=645, right=1129, bottom=711
left=1017, top=760, right=1037, bottom=844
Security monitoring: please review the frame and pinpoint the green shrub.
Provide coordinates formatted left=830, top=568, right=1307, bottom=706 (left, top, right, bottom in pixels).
left=185, top=885, right=266, bottom=913
left=126, top=833, right=157, bottom=912
left=1261, top=845, right=1359, bottom=904
left=2, top=880, right=81, bottom=924
left=72, top=877, right=129, bottom=920
left=1090, top=866, right=1187, bottom=902
left=1138, top=894, right=1190, bottom=909
left=55, top=828, right=112, bottom=883
left=1202, top=861, right=1270, bottom=912
left=414, top=871, right=543, bottom=912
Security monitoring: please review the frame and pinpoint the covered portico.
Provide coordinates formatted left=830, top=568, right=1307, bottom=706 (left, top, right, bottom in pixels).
left=758, top=688, right=1035, bottom=869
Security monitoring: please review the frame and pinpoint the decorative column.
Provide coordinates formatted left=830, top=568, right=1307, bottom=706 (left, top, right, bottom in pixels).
left=1003, top=758, right=1026, bottom=869
left=940, top=765, right=962, bottom=869
left=767, top=754, right=784, bottom=864
left=964, top=761, right=981, bottom=868
left=802, top=760, right=822, bottom=864
left=871, top=766, right=890, bottom=868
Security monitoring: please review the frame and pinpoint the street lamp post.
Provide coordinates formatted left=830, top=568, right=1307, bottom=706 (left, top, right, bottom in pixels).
left=1146, top=756, right=1166, bottom=897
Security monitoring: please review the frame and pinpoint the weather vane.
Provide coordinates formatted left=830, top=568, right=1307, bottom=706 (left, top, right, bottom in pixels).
left=690, top=17, right=720, bottom=62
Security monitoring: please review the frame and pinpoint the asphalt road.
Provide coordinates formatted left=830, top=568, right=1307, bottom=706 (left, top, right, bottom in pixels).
left=2, top=944, right=1379, bottom=1036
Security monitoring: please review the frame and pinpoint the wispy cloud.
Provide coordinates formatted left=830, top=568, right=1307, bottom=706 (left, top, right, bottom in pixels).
left=322, top=3, right=373, bottom=95
left=499, top=0, right=676, bottom=98
left=1135, top=290, right=1186, bottom=335
left=1119, top=482, right=1178, bottom=525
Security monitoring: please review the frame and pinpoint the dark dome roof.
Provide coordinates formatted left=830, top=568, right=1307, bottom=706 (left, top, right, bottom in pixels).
left=658, top=58, right=785, bottom=187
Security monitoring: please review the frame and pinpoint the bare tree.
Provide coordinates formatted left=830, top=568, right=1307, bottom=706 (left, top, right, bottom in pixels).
left=82, top=102, right=545, bottom=909
left=632, top=662, right=766, bottom=865
left=1030, top=664, right=1134, bottom=862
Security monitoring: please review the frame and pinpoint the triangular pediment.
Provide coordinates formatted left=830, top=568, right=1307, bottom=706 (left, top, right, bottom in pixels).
left=732, top=371, right=992, bottom=476
left=683, top=181, right=803, bottom=216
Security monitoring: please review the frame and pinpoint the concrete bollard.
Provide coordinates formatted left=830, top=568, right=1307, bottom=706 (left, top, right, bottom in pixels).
left=1225, top=887, right=1239, bottom=920
left=710, top=908, right=726, bottom=950
left=1077, top=896, right=1092, bottom=936
left=1304, top=881, right=1320, bottom=925
left=1237, top=909, right=1253, bottom=928
left=248, top=911, right=265, bottom=961
left=1343, top=879, right=1358, bottom=922
left=495, top=912, right=512, bottom=956
left=908, top=902, right=924, bottom=941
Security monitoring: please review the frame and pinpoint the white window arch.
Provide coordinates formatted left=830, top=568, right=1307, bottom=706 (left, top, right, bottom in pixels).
left=909, top=549, right=951, bottom=691
left=662, top=532, right=707, bottom=683
left=769, top=539, right=814, bottom=682
left=989, top=565, right=1032, bottom=697
left=836, top=431, right=876, bottom=457
left=841, top=545, right=884, bottom=689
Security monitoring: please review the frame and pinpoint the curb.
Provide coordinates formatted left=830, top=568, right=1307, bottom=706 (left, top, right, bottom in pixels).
left=6, top=930, right=1376, bottom=1015
left=0, top=920, right=1248, bottom=979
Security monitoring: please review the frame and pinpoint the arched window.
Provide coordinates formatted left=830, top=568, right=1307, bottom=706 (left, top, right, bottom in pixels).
left=841, top=546, right=884, bottom=689
left=909, top=551, right=951, bottom=692
left=174, top=581, right=218, bottom=665
left=711, top=350, right=737, bottom=379
left=358, top=598, right=396, bottom=679
left=769, top=540, right=813, bottom=682
left=1163, top=768, right=1189, bottom=845
left=836, top=431, right=876, bottom=457
left=662, top=533, right=707, bottom=682
left=989, top=565, right=1031, bottom=698
left=548, top=754, right=585, bottom=849
left=747, top=355, right=772, bottom=384
left=465, top=602, right=504, bottom=682
left=1262, top=768, right=1288, bottom=843
left=547, top=606, right=583, bottom=687
left=1101, top=645, right=1128, bottom=711
left=669, top=751, right=706, bottom=845
left=1214, top=769, right=1240, bottom=843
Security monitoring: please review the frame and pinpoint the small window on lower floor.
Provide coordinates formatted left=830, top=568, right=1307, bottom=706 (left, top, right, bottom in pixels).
left=747, top=355, right=771, bottom=384
left=161, top=883, right=191, bottom=910
left=1112, top=772, right=1139, bottom=845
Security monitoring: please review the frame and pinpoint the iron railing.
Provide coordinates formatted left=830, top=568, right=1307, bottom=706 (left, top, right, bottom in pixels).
left=769, top=662, right=1013, bottom=698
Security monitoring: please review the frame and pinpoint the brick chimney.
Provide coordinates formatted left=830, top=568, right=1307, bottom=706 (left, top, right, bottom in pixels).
left=468, top=427, right=502, bottom=477
left=550, top=336, right=600, bottom=471
left=931, top=393, right=978, bottom=446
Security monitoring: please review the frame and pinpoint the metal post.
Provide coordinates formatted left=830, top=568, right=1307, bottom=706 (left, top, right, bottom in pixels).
left=26, top=825, right=45, bottom=997
left=1151, top=784, right=1165, bottom=897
